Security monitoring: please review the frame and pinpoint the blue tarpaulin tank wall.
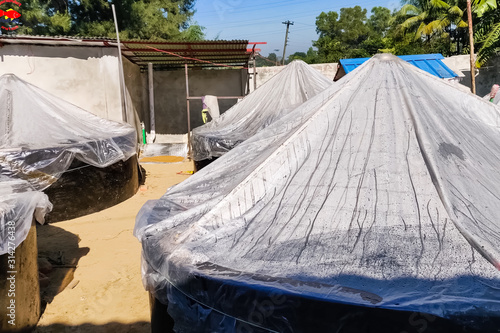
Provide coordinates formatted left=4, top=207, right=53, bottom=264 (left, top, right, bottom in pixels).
left=339, top=53, right=458, bottom=79
left=135, top=54, right=500, bottom=332
left=191, top=60, right=333, bottom=170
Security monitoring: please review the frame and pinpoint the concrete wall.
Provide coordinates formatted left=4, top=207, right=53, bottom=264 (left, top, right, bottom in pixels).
left=253, top=56, right=500, bottom=97
left=251, top=62, right=337, bottom=91
left=475, top=57, right=500, bottom=96
left=0, top=44, right=124, bottom=123
left=122, top=56, right=147, bottom=140
left=0, top=43, right=249, bottom=142
left=149, top=68, right=247, bottom=137
left=441, top=54, right=500, bottom=96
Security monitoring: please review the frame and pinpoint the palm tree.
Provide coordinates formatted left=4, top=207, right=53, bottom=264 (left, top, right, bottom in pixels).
left=397, top=0, right=466, bottom=41
left=473, top=0, right=500, bottom=67
left=396, top=0, right=497, bottom=57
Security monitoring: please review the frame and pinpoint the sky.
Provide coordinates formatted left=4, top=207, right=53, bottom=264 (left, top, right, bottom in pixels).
left=192, top=0, right=401, bottom=58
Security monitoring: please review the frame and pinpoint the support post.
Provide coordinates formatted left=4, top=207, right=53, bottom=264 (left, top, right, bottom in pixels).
left=467, top=0, right=476, bottom=94
left=246, top=68, right=251, bottom=95
left=253, top=51, right=257, bottom=92
left=148, top=63, right=156, bottom=144
left=112, top=4, right=128, bottom=123
left=185, top=63, right=192, bottom=159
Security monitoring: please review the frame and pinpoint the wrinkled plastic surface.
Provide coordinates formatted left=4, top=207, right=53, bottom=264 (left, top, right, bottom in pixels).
left=0, top=176, right=52, bottom=255
left=136, top=54, right=500, bottom=331
left=0, top=73, right=135, bottom=253
left=191, top=60, right=333, bottom=161
left=0, top=74, right=137, bottom=191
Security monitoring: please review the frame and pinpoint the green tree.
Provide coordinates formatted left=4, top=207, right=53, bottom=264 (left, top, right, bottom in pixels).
left=313, top=6, right=395, bottom=62
left=474, top=0, right=500, bottom=67
left=255, top=53, right=279, bottom=67
left=397, top=0, right=452, bottom=41
left=368, top=6, right=392, bottom=35
left=285, top=48, right=320, bottom=64
left=17, top=0, right=204, bottom=41
left=394, top=0, right=497, bottom=56
left=385, top=3, right=453, bottom=56
left=304, top=47, right=319, bottom=63
left=286, top=51, right=307, bottom=63
left=314, top=6, right=372, bottom=62
left=267, top=53, right=278, bottom=64
left=362, top=7, right=393, bottom=54
left=18, top=0, right=71, bottom=35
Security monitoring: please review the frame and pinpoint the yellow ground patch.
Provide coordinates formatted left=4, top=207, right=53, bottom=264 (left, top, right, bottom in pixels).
left=139, top=155, right=185, bottom=163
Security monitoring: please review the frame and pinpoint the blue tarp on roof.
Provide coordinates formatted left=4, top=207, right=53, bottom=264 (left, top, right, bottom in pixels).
left=340, top=54, right=458, bottom=79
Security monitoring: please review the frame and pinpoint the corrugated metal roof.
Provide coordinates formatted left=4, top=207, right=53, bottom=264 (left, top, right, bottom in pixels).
left=121, top=40, right=261, bottom=70
left=0, top=35, right=265, bottom=70
left=0, top=34, right=115, bottom=41
left=340, top=54, right=458, bottom=79
left=0, top=34, right=116, bottom=46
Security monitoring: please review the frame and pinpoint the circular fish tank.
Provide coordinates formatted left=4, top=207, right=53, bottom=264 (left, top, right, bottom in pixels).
left=0, top=74, right=140, bottom=222
left=43, top=154, right=140, bottom=222
left=138, top=55, right=500, bottom=333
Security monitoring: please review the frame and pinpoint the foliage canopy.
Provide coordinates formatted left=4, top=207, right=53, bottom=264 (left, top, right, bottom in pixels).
left=276, top=0, right=498, bottom=66
left=16, top=0, right=204, bottom=41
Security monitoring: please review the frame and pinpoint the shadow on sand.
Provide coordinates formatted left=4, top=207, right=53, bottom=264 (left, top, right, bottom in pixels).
left=36, top=223, right=90, bottom=314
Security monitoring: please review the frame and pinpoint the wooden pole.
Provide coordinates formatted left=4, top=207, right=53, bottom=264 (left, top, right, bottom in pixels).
left=185, top=63, right=192, bottom=159
left=282, top=21, right=293, bottom=65
left=467, top=0, right=476, bottom=94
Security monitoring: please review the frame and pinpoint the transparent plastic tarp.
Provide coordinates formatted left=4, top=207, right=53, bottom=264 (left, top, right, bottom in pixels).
left=0, top=73, right=136, bottom=252
left=191, top=60, right=333, bottom=161
left=0, top=74, right=137, bottom=191
left=0, top=176, right=52, bottom=255
left=136, top=54, right=500, bottom=332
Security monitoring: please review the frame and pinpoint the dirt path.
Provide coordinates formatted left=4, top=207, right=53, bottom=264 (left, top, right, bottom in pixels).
left=35, top=161, right=194, bottom=333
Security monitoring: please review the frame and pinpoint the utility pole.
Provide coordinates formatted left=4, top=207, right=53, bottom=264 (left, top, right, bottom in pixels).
left=282, top=20, right=294, bottom=65
left=466, top=0, right=476, bottom=94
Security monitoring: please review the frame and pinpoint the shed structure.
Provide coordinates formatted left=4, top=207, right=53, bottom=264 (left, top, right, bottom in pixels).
left=119, top=39, right=265, bottom=155
left=0, top=35, right=265, bottom=151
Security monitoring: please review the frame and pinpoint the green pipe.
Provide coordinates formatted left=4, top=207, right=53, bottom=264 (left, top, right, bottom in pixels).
left=141, top=122, right=146, bottom=144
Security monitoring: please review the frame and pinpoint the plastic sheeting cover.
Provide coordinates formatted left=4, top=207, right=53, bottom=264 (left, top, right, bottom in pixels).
left=0, top=74, right=137, bottom=191
left=191, top=60, right=333, bottom=161
left=0, top=176, right=52, bottom=255
left=136, top=54, right=500, bottom=331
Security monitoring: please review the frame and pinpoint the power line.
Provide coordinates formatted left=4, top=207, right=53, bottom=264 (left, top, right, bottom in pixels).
left=198, top=0, right=384, bottom=29
left=221, top=26, right=311, bottom=39
left=199, top=0, right=313, bottom=16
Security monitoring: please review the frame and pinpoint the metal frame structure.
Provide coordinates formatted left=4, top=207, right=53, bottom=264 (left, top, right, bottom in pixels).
left=0, top=35, right=266, bottom=158
left=121, top=40, right=266, bottom=158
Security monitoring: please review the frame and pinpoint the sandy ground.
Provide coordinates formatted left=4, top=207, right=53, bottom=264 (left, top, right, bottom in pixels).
left=35, top=161, right=194, bottom=333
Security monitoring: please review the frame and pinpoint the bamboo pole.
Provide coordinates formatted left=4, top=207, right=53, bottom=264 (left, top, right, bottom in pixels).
left=112, top=4, right=128, bottom=122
